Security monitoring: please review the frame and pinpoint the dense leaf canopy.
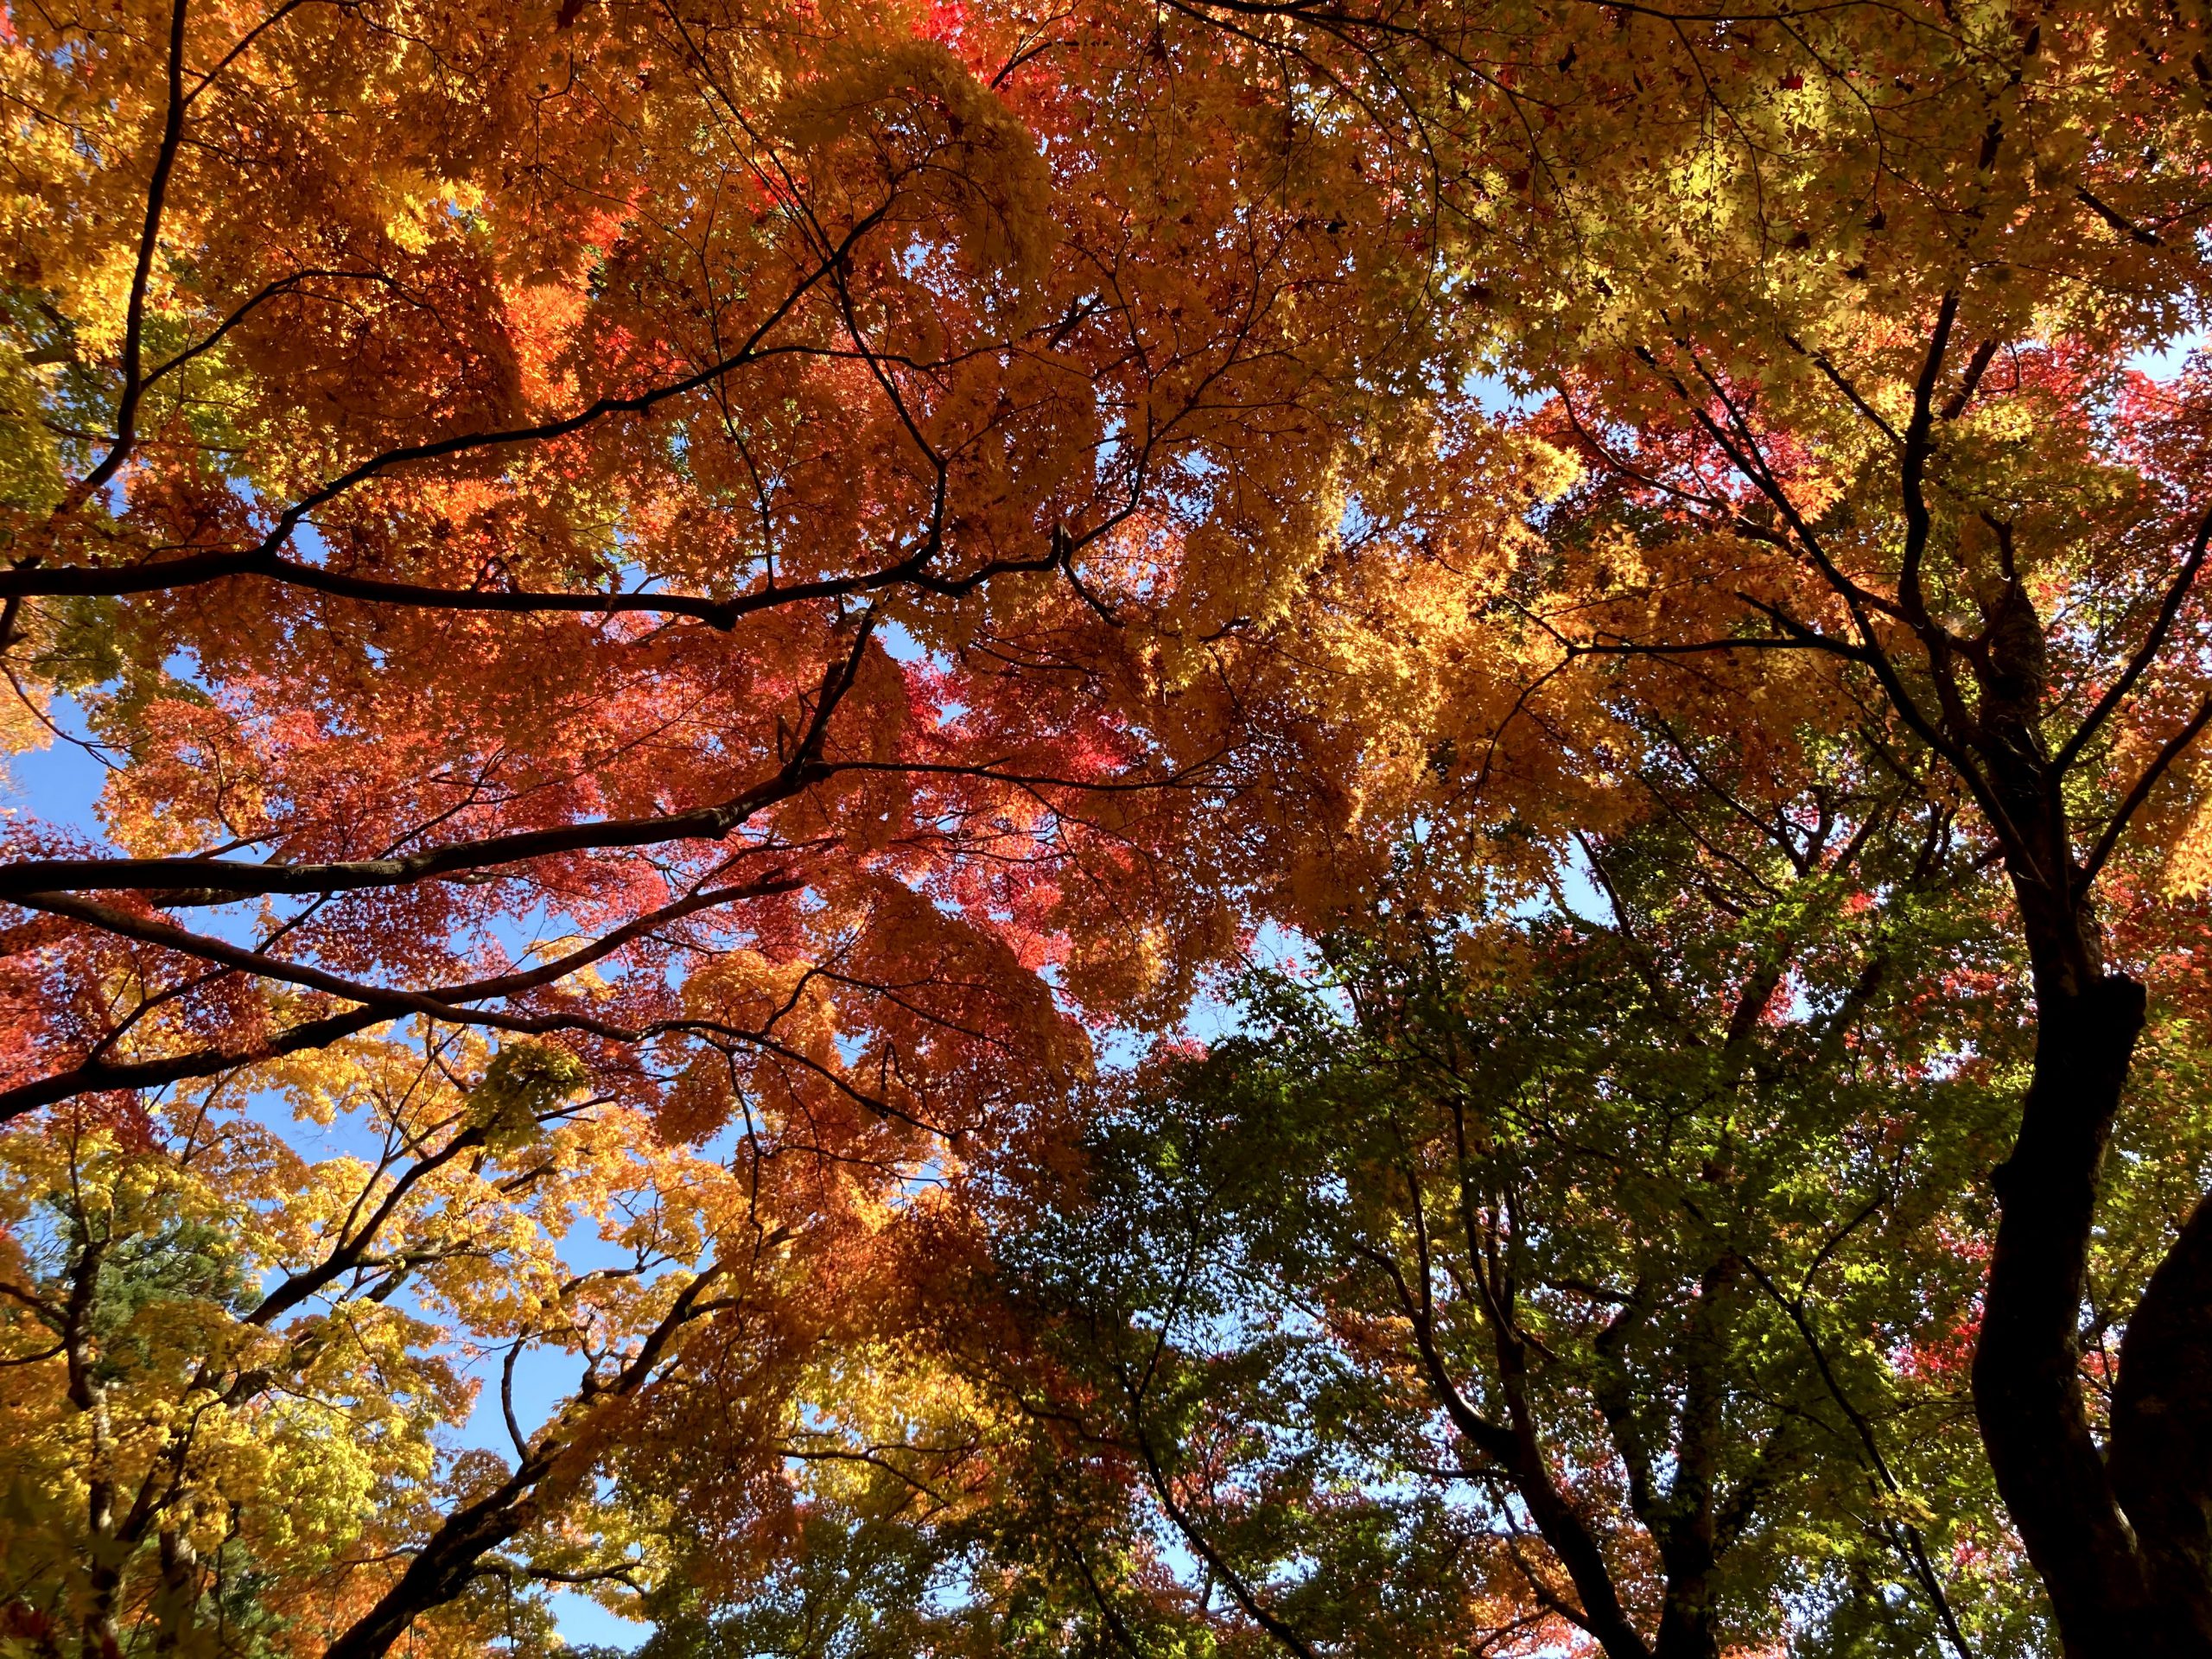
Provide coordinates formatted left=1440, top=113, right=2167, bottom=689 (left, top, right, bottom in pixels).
left=6, top=1, right=2212, bottom=1656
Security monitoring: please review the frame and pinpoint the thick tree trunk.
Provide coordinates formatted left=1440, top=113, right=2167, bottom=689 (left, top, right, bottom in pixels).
left=2110, top=1190, right=2212, bottom=1643
left=1649, top=1255, right=1734, bottom=1659
left=1649, top=1586, right=1718, bottom=1659
left=1974, top=973, right=2170, bottom=1656
left=1962, top=580, right=2212, bottom=1649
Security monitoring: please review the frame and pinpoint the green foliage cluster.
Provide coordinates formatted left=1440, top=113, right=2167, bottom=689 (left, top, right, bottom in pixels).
left=626, top=763, right=2209, bottom=1657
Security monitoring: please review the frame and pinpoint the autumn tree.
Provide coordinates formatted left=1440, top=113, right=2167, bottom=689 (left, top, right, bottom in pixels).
left=1509, top=43, right=2212, bottom=1659
left=803, top=745, right=2066, bottom=1658
left=0, top=0, right=1541, bottom=1116
left=1112, top=0, right=2212, bottom=1648
left=0, top=0, right=1551, bottom=1652
left=608, top=725, right=2212, bottom=1659
left=22, top=0, right=2212, bottom=1652
left=0, top=1018, right=991, bottom=1659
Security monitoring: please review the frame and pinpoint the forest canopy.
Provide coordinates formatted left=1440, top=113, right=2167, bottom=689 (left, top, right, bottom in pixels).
left=3, top=1, right=2212, bottom=1656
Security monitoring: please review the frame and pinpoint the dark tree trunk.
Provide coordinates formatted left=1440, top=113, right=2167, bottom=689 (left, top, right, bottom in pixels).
left=1974, top=973, right=2172, bottom=1656
left=1965, top=576, right=2212, bottom=1654
left=2111, top=1190, right=2212, bottom=1643
left=320, top=1462, right=545, bottom=1659
left=1649, top=1255, right=1735, bottom=1659
left=1649, top=1586, right=1719, bottom=1659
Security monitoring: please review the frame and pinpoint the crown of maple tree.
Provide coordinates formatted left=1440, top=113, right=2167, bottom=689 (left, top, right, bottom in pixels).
left=5, top=2, right=2212, bottom=1655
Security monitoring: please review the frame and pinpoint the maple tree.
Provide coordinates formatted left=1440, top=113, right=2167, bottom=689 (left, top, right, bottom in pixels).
left=914, top=789, right=2041, bottom=1659
left=1488, top=47, right=2212, bottom=1659
left=15, top=0, right=2212, bottom=1653
left=0, top=0, right=1545, bottom=1127
left=0, top=1013, right=1060, bottom=1659
left=1133, top=1, right=2212, bottom=1649
left=0, top=0, right=1544, bottom=1653
left=623, top=742, right=2208, bottom=1659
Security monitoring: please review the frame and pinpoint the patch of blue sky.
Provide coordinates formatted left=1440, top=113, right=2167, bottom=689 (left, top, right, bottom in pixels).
left=895, top=239, right=944, bottom=281
left=1465, top=367, right=1546, bottom=417
left=1506, top=833, right=1609, bottom=925
left=3, top=689, right=109, bottom=830
left=2129, top=328, right=2206, bottom=380
left=1185, top=919, right=1315, bottom=1045
left=540, top=1591, right=645, bottom=1652
left=875, top=615, right=938, bottom=667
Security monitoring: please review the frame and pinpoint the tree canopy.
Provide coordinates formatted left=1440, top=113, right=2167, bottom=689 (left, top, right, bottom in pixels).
left=6, top=1, right=2212, bottom=1656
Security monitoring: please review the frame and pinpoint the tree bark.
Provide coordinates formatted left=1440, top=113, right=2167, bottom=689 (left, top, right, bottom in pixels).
left=2110, top=1190, right=2212, bottom=1644
left=1650, top=1255, right=1735, bottom=1659
left=321, top=1464, right=546, bottom=1659
left=1964, top=573, right=2212, bottom=1652
left=1973, top=973, right=2167, bottom=1656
